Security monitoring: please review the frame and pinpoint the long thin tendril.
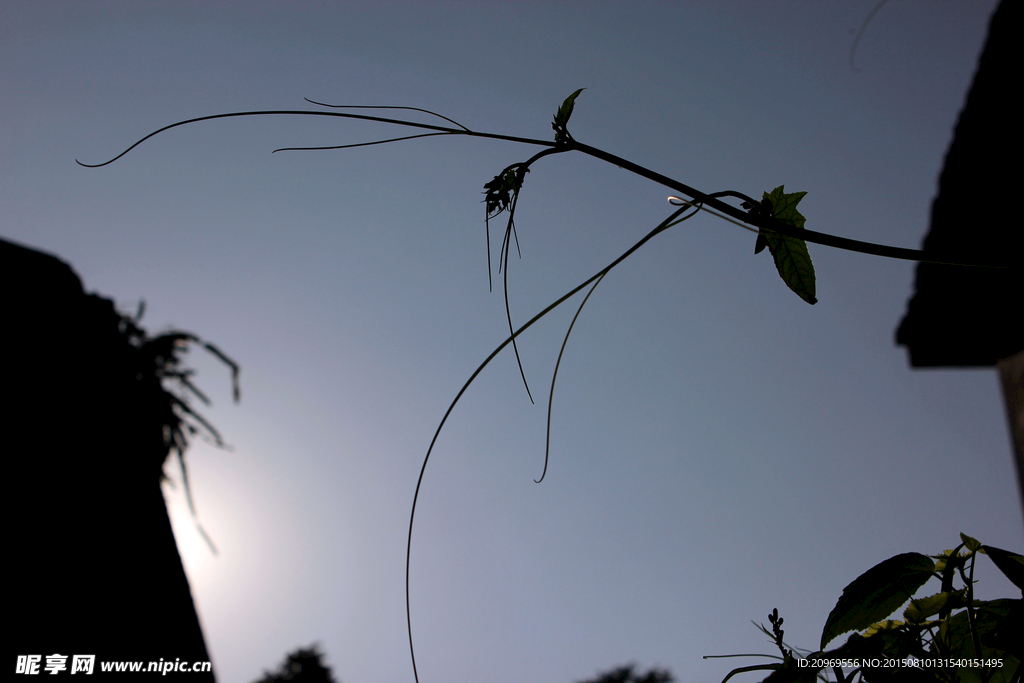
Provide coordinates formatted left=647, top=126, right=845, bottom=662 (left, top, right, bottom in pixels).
left=303, top=98, right=472, bottom=132
left=406, top=202, right=689, bottom=683
left=536, top=271, right=606, bottom=483
left=536, top=201, right=704, bottom=483
left=489, top=147, right=567, bottom=403
left=272, top=132, right=454, bottom=153
left=501, top=189, right=533, bottom=404
left=849, top=0, right=891, bottom=73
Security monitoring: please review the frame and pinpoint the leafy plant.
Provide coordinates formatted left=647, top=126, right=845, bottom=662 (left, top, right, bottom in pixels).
left=114, top=299, right=240, bottom=552
left=254, top=644, right=338, bottom=683
left=707, top=533, right=1022, bottom=683
left=577, top=663, right=674, bottom=683
left=80, top=92, right=1013, bottom=683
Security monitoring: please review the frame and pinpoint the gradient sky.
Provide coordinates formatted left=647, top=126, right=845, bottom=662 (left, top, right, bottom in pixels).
left=3, top=2, right=1019, bottom=682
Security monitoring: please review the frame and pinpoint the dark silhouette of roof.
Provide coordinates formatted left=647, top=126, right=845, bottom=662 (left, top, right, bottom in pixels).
left=2, top=236, right=216, bottom=680
left=896, top=0, right=1022, bottom=367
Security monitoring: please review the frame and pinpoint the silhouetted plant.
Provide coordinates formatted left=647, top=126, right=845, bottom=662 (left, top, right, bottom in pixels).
left=705, top=533, right=1022, bottom=683
left=120, top=300, right=240, bottom=551
left=81, top=91, right=1013, bottom=683
left=577, top=663, right=674, bottom=683
left=254, top=645, right=338, bottom=683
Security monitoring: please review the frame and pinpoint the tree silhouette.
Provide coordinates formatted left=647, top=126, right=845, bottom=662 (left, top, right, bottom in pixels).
left=577, top=663, right=674, bottom=683
left=253, top=645, right=338, bottom=683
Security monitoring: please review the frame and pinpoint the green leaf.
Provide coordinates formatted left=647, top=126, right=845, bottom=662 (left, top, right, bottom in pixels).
left=552, top=88, right=585, bottom=143
left=554, top=88, right=585, bottom=127
left=981, top=545, right=1024, bottom=591
left=820, top=552, right=935, bottom=649
left=961, top=532, right=982, bottom=552
left=903, top=590, right=967, bottom=623
left=757, top=186, right=817, bottom=305
left=933, top=547, right=967, bottom=574
left=862, top=619, right=904, bottom=637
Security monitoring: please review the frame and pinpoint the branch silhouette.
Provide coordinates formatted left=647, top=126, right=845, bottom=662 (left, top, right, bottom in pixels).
left=77, top=92, right=1015, bottom=683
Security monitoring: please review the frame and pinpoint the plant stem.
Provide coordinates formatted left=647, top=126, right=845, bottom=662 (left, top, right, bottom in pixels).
left=80, top=108, right=1014, bottom=269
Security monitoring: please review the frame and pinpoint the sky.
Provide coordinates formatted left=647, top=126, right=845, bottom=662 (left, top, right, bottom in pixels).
left=2, top=2, right=1019, bottom=682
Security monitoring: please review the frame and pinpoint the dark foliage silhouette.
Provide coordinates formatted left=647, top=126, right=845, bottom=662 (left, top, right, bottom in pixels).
left=3, top=237, right=236, bottom=679
left=577, top=663, right=674, bottom=683
left=253, top=645, right=338, bottom=683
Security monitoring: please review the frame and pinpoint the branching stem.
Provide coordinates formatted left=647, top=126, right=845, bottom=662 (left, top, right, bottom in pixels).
left=79, top=107, right=1010, bottom=268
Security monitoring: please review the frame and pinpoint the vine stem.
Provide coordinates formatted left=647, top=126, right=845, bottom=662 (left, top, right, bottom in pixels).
left=78, top=107, right=1011, bottom=268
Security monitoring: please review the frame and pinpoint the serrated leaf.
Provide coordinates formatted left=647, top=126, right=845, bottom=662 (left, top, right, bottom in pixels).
left=757, top=186, right=816, bottom=305
left=820, top=552, right=935, bottom=649
left=961, top=532, right=982, bottom=552
left=904, top=590, right=967, bottom=623
left=765, top=186, right=807, bottom=229
left=981, top=545, right=1024, bottom=591
left=862, top=619, right=904, bottom=637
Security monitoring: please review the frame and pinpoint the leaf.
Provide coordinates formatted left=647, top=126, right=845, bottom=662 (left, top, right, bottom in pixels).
left=820, top=552, right=935, bottom=649
left=903, top=590, right=967, bottom=623
left=961, top=532, right=982, bottom=552
left=862, top=619, right=904, bottom=637
left=981, top=545, right=1024, bottom=591
left=554, top=88, right=585, bottom=127
left=756, top=186, right=817, bottom=305
left=483, top=164, right=527, bottom=218
left=552, top=88, right=585, bottom=143
left=933, top=547, right=963, bottom=574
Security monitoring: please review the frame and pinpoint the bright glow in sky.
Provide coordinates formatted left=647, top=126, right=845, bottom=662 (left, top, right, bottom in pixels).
left=3, top=2, right=1019, bottom=682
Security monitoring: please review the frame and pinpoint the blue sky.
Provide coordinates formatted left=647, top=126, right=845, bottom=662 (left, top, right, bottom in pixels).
left=2, top=2, right=1019, bottom=682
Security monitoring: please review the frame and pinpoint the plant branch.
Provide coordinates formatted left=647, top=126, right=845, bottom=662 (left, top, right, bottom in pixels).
left=566, top=140, right=1010, bottom=268
left=78, top=106, right=1011, bottom=268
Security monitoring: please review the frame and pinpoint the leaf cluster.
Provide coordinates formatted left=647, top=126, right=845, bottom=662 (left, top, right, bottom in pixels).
left=713, top=533, right=1022, bottom=683
left=483, top=163, right=528, bottom=220
left=115, top=301, right=240, bottom=553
